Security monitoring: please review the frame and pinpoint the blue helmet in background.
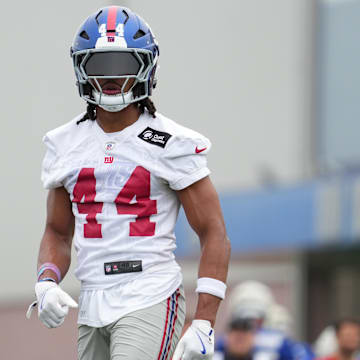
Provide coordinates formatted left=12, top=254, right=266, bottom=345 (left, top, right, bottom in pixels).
left=71, top=6, right=159, bottom=112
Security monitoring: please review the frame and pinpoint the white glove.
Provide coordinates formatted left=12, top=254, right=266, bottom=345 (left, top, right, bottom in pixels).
left=173, top=319, right=215, bottom=360
left=30, top=281, right=78, bottom=328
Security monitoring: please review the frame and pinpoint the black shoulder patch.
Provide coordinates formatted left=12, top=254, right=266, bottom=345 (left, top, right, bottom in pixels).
left=138, top=127, right=172, bottom=148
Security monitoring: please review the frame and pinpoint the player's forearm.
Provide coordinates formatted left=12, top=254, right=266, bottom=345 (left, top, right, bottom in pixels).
left=37, top=225, right=72, bottom=282
left=198, top=231, right=230, bottom=281
left=194, top=293, right=221, bottom=327
left=194, top=230, right=231, bottom=326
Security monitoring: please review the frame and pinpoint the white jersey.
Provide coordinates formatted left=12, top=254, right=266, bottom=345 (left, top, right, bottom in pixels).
left=41, top=110, right=211, bottom=326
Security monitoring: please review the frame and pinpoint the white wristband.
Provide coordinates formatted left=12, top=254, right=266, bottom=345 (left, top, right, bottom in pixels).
left=195, top=277, right=227, bottom=300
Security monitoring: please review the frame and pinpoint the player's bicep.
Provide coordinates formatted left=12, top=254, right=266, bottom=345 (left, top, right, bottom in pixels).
left=177, top=177, right=226, bottom=243
left=45, top=187, right=74, bottom=240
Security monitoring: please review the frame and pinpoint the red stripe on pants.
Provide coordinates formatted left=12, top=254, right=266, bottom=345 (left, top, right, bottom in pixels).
left=157, top=296, right=171, bottom=360
left=164, top=290, right=180, bottom=360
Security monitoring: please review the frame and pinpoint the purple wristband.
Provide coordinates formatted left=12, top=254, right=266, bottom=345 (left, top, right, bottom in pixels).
left=38, top=277, right=57, bottom=283
left=37, top=263, right=61, bottom=283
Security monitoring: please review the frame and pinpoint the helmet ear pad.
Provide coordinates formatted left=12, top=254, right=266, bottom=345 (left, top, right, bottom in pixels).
left=77, top=82, right=93, bottom=99
left=132, top=82, right=146, bottom=99
left=146, top=64, right=157, bottom=96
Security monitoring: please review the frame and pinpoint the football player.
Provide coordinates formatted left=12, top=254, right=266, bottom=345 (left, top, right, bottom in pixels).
left=28, top=6, right=230, bottom=360
left=214, top=282, right=314, bottom=360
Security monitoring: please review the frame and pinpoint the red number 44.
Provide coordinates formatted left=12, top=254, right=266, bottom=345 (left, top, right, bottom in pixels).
left=72, top=166, right=157, bottom=238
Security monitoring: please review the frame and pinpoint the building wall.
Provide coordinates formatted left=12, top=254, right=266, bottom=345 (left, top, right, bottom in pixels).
left=307, top=248, right=360, bottom=341
left=126, top=0, right=316, bottom=189
left=316, top=0, right=360, bottom=172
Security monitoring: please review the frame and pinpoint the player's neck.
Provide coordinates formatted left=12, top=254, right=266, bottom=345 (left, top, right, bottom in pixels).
left=96, top=104, right=141, bottom=133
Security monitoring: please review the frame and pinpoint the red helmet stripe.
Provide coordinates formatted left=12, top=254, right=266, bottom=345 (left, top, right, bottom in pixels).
left=107, top=6, right=117, bottom=35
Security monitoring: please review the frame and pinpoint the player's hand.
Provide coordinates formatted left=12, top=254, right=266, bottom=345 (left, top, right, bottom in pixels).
left=34, top=281, right=78, bottom=328
left=172, top=319, right=214, bottom=360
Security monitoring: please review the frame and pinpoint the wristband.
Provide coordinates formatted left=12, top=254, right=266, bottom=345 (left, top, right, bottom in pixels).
left=38, top=277, right=57, bottom=283
left=195, top=277, right=227, bottom=300
left=37, top=263, right=61, bottom=283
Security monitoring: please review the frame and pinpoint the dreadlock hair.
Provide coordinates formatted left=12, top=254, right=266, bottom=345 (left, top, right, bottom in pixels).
left=76, top=103, right=97, bottom=125
left=138, top=97, right=156, bottom=118
left=76, top=97, right=157, bottom=125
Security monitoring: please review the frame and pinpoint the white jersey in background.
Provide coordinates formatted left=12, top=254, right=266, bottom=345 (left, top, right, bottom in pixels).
left=41, top=110, right=211, bottom=327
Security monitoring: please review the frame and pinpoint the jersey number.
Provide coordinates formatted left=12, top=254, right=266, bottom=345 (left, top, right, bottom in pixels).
left=72, top=167, right=157, bottom=238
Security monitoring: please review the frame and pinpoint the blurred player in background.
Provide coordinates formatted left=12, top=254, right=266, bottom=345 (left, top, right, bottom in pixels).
left=316, top=319, right=360, bottom=360
left=265, top=303, right=293, bottom=336
left=214, top=281, right=314, bottom=360
left=27, top=5, right=230, bottom=360
left=313, top=326, right=338, bottom=358
left=213, top=317, right=258, bottom=360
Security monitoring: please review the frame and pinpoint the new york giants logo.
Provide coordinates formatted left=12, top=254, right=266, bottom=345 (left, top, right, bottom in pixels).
left=104, top=156, right=114, bottom=164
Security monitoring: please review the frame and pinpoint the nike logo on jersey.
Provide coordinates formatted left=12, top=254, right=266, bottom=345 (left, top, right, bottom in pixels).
left=196, top=331, right=207, bottom=355
left=104, top=260, right=142, bottom=275
left=195, top=146, right=207, bottom=154
left=138, top=127, right=172, bottom=148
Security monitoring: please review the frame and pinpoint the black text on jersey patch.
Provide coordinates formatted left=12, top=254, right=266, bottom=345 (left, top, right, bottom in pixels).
left=104, top=260, right=142, bottom=275
left=138, top=127, right=172, bottom=148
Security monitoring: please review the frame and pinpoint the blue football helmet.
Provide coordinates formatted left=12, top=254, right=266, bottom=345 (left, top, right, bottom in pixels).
left=71, top=6, right=159, bottom=112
